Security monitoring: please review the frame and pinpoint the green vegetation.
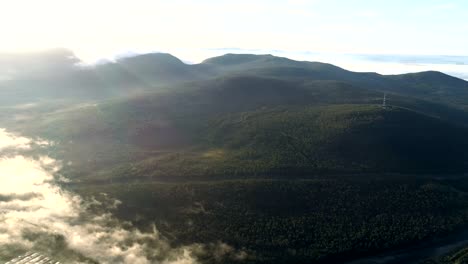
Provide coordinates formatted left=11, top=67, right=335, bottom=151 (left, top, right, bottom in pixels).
left=2, top=51, right=468, bottom=109
left=3, top=52, right=468, bottom=263
left=63, top=104, right=468, bottom=184
left=206, top=104, right=468, bottom=174
left=426, top=247, right=468, bottom=264
left=8, top=74, right=468, bottom=182
left=74, top=176, right=468, bottom=263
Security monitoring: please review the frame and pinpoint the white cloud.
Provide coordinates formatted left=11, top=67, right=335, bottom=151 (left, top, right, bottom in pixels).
left=0, top=128, right=245, bottom=263
left=0, top=129, right=32, bottom=151
left=0, top=128, right=201, bottom=263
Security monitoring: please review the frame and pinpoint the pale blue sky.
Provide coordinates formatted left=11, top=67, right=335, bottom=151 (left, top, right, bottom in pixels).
left=0, top=0, right=467, bottom=78
left=196, top=0, right=467, bottom=54
left=0, top=0, right=467, bottom=61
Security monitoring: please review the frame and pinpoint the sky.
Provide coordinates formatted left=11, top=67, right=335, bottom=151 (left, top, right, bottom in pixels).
left=0, top=0, right=468, bottom=77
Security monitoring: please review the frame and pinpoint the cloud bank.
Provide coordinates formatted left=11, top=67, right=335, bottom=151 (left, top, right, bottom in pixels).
left=0, top=129, right=32, bottom=151
left=0, top=129, right=200, bottom=263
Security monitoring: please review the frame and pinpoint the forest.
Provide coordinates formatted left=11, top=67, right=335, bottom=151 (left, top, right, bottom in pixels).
left=74, top=176, right=468, bottom=263
left=3, top=51, right=468, bottom=263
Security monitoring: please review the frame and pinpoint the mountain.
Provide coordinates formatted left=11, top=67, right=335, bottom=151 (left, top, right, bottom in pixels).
left=4, top=51, right=468, bottom=264
left=0, top=48, right=80, bottom=76
left=8, top=74, right=468, bottom=182
left=2, top=51, right=468, bottom=109
left=2, top=52, right=468, bottom=180
left=203, top=54, right=468, bottom=108
left=386, top=71, right=468, bottom=105
left=106, top=53, right=198, bottom=84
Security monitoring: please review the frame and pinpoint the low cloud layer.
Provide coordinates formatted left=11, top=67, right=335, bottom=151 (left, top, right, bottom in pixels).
left=0, top=128, right=32, bottom=151
left=0, top=129, right=200, bottom=263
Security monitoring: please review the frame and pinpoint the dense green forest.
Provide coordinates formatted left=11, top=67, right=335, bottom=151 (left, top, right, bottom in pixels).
left=6, top=75, right=468, bottom=182
left=3, top=51, right=468, bottom=263
left=74, top=176, right=468, bottom=263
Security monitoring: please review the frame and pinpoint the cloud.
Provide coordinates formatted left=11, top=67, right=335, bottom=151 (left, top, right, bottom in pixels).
left=0, top=129, right=32, bottom=151
left=0, top=129, right=201, bottom=263
left=0, top=128, right=246, bottom=263
left=0, top=192, right=42, bottom=202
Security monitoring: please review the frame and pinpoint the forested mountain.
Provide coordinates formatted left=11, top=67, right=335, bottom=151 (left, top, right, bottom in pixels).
left=2, top=50, right=468, bottom=108
left=3, top=50, right=468, bottom=263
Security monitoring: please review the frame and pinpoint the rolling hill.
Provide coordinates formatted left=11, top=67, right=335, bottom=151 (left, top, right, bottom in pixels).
left=4, top=51, right=468, bottom=263
left=2, top=50, right=468, bottom=109
left=7, top=73, right=468, bottom=182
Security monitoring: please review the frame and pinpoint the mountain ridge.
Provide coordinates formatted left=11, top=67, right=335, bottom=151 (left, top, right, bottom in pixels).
left=4, top=49, right=468, bottom=264
left=2, top=50, right=468, bottom=108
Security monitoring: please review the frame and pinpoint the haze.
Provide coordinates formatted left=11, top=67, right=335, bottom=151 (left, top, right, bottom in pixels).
left=1, top=0, right=467, bottom=62
left=3, top=1, right=468, bottom=263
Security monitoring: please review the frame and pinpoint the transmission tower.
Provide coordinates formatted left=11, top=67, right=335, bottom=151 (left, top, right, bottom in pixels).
left=382, top=92, right=387, bottom=109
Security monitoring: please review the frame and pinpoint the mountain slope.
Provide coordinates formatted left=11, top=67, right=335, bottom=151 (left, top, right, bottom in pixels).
left=2, top=51, right=468, bottom=110
left=9, top=75, right=468, bottom=182
left=202, top=54, right=468, bottom=108
left=386, top=71, right=468, bottom=105
left=92, top=104, right=468, bottom=182
left=205, top=105, right=468, bottom=174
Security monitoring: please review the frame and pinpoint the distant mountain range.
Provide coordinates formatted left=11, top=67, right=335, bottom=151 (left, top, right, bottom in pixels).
left=4, top=49, right=468, bottom=264
left=2, top=49, right=468, bottom=179
left=1, top=49, right=468, bottom=108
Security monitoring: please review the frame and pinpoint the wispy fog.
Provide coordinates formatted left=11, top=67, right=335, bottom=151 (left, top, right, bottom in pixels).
left=0, top=129, right=32, bottom=151
left=0, top=129, right=202, bottom=263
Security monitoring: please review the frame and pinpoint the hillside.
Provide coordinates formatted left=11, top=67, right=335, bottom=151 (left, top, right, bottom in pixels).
left=74, top=177, right=468, bottom=264
left=3, top=51, right=468, bottom=264
left=7, top=74, right=468, bottom=182
left=2, top=51, right=468, bottom=109
left=205, top=105, right=468, bottom=174
left=65, top=105, right=468, bottom=183
left=202, top=54, right=468, bottom=108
